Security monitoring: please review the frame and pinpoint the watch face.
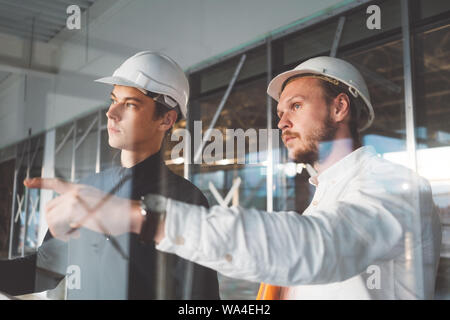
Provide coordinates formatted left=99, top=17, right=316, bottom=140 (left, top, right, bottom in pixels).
left=140, top=203, right=148, bottom=217
left=143, top=194, right=167, bottom=214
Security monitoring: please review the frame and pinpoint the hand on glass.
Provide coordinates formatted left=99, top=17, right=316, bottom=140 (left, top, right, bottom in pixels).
left=23, top=178, right=143, bottom=241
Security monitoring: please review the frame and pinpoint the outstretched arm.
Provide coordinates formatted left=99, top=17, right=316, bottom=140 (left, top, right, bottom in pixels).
left=147, top=173, right=411, bottom=287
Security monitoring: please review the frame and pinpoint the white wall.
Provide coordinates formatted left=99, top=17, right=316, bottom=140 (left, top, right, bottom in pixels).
left=0, top=0, right=346, bottom=148
left=0, top=75, right=25, bottom=146
left=0, top=73, right=55, bottom=147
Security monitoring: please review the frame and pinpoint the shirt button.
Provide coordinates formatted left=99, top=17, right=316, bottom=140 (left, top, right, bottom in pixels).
left=106, top=237, right=110, bottom=241
left=312, top=200, right=318, bottom=206
left=225, top=254, right=233, bottom=262
left=175, top=236, right=185, bottom=245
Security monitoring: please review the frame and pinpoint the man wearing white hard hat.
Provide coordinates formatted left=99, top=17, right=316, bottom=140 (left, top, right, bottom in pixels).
left=0, top=52, right=220, bottom=300
left=23, top=56, right=441, bottom=300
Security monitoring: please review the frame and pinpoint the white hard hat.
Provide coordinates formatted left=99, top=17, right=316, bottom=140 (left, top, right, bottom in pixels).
left=95, top=51, right=189, bottom=118
left=267, top=56, right=374, bottom=131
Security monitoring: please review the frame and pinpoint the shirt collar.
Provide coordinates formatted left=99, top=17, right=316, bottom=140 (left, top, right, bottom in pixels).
left=129, top=150, right=164, bottom=172
left=308, top=146, right=376, bottom=186
left=118, top=150, right=166, bottom=180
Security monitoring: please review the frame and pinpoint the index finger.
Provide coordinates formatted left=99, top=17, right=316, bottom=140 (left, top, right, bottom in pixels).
left=24, top=177, right=75, bottom=194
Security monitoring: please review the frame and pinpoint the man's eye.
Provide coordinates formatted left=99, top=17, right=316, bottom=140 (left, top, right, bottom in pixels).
left=110, top=99, right=117, bottom=104
left=126, top=103, right=136, bottom=108
left=293, top=103, right=302, bottom=110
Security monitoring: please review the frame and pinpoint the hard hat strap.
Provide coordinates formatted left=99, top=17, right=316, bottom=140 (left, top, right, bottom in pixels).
left=281, top=73, right=340, bottom=93
left=144, top=90, right=181, bottom=117
left=348, top=86, right=359, bottom=98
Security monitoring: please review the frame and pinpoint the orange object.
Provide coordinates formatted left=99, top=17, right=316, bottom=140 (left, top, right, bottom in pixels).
left=256, top=283, right=282, bottom=300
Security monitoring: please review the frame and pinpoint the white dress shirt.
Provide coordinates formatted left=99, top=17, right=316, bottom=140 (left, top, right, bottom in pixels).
left=156, top=146, right=442, bottom=299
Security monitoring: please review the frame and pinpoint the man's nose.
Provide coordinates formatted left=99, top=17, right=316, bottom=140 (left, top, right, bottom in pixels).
left=277, top=112, right=292, bottom=131
left=106, top=103, right=122, bottom=121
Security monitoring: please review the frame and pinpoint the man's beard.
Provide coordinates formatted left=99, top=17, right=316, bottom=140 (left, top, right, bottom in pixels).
left=289, top=116, right=337, bottom=164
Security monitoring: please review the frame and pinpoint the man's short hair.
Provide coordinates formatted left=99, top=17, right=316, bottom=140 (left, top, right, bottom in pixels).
left=316, top=78, right=361, bottom=146
left=152, top=102, right=172, bottom=120
left=152, top=101, right=179, bottom=136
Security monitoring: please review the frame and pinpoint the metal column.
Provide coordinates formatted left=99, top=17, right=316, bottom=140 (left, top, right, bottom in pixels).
left=21, top=136, right=41, bottom=257
left=37, top=129, right=56, bottom=246
left=330, top=16, right=346, bottom=57
left=401, top=0, right=418, bottom=172
left=71, top=121, right=77, bottom=182
left=266, top=37, right=273, bottom=213
left=55, top=124, right=75, bottom=155
left=8, top=145, right=24, bottom=259
left=96, top=110, right=101, bottom=173
left=21, top=139, right=31, bottom=257
left=401, top=0, right=424, bottom=299
left=193, top=54, right=247, bottom=163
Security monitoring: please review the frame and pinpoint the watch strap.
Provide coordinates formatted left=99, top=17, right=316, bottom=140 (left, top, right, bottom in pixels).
left=138, top=195, right=167, bottom=244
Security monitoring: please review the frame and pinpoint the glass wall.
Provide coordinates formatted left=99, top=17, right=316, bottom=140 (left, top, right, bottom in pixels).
left=54, top=122, right=75, bottom=182
left=0, top=0, right=448, bottom=300
left=0, top=145, right=15, bottom=259
left=55, top=113, right=102, bottom=183
left=187, top=0, right=450, bottom=299
left=0, top=134, right=45, bottom=258
left=189, top=47, right=269, bottom=299
left=413, top=15, right=450, bottom=299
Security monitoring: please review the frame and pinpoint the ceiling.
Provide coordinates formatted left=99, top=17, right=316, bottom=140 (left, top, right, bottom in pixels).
left=0, top=71, right=9, bottom=83
left=0, top=0, right=97, bottom=43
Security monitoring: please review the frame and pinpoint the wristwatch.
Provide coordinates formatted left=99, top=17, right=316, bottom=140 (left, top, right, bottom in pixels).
left=138, top=194, right=167, bottom=244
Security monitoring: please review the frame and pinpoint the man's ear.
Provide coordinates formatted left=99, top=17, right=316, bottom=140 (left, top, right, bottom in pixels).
left=333, top=93, right=351, bottom=124
left=160, top=109, right=178, bottom=131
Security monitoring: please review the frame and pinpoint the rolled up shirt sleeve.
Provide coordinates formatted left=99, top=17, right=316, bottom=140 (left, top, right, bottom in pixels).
left=155, top=169, right=408, bottom=287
